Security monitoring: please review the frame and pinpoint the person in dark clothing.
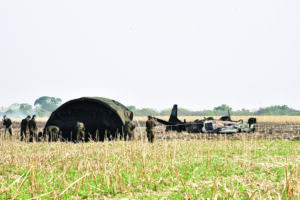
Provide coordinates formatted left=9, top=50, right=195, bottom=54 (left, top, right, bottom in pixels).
left=75, top=122, right=85, bottom=142
left=2, top=115, right=13, bottom=137
left=28, top=115, right=38, bottom=142
left=124, top=121, right=136, bottom=140
left=20, top=115, right=31, bottom=141
left=46, top=126, right=60, bottom=142
left=146, top=116, right=156, bottom=143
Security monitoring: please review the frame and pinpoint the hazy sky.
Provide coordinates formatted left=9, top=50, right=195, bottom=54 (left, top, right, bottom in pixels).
left=0, top=0, right=299, bottom=111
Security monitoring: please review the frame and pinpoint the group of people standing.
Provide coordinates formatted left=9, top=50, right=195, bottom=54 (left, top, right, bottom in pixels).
left=1, top=115, right=88, bottom=142
left=2, top=115, right=158, bottom=143
left=20, top=115, right=38, bottom=142
left=1, top=115, right=38, bottom=142
left=123, top=116, right=156, bottom=142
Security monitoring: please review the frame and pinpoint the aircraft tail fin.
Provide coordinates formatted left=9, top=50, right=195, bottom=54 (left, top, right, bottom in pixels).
left=228, top=110, right=232, bottom=121
left=168, top=104, right=182, bottom=124
left=171, top=104, right=178, bottom=118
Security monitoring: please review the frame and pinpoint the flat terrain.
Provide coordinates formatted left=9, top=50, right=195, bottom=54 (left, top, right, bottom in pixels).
left=0, top=117, right=299, bottom=199
left=10, top=116, right=300, bottom=124
left=0, top=139, right=299, bottom=199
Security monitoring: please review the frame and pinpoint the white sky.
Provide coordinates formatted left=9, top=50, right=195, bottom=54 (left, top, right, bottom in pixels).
left=0, top=0, right=299, bottom=111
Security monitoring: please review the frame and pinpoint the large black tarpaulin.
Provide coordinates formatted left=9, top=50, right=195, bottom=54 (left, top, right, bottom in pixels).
left=44, top=97, right=133, bottom=141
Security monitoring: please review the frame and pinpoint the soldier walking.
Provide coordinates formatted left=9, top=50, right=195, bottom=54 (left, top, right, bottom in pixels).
left=124, top=121, right=136, bottom=140
left=29, top=115, right=38, bottom=142
left=146, top=116, right=156, bottom=143
left=20, top=115, right=31, bottom=141
left=2, top=115, right=13, bottom=137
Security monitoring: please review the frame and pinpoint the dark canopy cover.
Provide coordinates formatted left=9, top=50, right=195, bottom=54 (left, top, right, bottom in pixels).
left=44, top=97, right=133, bottom=141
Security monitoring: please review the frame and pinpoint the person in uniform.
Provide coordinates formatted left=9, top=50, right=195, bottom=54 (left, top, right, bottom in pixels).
left=36, top=131, right=44, bottom=142
left=46, top=126, right=60, bottom=142
left=2, top=115, right=13, bottom=137
left=28, top=115, right=38, bottom=142
left=146, top=116, right=156, bottom=143
left=75, top=122, right=85, bottom=142
left=20, top=115, right=31, bottom=141
left=124, top=121, right=136, bottom=140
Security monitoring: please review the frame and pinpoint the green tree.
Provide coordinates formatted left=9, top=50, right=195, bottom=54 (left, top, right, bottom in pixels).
left=255, top=105, right=300, bottom=116
left=214, top=104, right=232, bottom=112
left=2, top=103, right=34, bottom=117
left=232, top=109, right=253, bottom=116
left=213, top=104, right=232, bottom=115
left=20, top=103, right=33, bottom=114
left=138, top=108, right=158, bottom=116
left=127, top=105, right=136, bottom=111
left=34, top=96, right=62, bottom=112
left=159, top=109, right=171, bottom=116
left=35, top=107, right=51, bottom=117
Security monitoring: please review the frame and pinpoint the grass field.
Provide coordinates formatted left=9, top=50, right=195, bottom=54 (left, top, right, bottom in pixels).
left=0, top=117, right=299, bottom=199
left=0, top=137, right=299, bottom=199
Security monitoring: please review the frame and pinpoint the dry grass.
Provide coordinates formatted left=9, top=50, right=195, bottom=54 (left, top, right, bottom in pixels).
left=10, top=116, right=300, bottom=124
left=134, top=116, right=300, bottom=124
left=0, top=134, right=299, bottom=199
left=11, top=118, right=48, bottom=123
left=0, top=117, right=299, bottom=199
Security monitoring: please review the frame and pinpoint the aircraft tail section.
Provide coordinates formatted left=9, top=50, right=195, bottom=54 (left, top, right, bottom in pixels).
left=170, top=104, right=178, bottom=118
left=155, top=104, right=186, bottom=132
left=168, top=104, right=182, bottom=124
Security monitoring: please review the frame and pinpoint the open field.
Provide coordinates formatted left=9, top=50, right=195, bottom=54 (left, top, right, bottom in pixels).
left=0, top=138, right=299, bottom=199
left=0, top=117, right=299, bottom=199
left=5, top=116, right=300, bottom=142
left=10, top=116, right=300, bottom=124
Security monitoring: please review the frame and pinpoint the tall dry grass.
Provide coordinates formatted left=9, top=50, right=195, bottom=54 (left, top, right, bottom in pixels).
left=0, top=133, right=299, bottom=199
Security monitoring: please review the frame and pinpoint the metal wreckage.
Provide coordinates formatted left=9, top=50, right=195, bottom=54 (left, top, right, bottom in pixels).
left=155, top=105, right=257, bottom=134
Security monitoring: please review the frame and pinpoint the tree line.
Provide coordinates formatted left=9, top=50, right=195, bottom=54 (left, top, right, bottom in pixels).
left=128, top=104, right=300, bottom=116
left=0, top=96, right=62, bottom=118
left=1, top=97, right=300, bottom=117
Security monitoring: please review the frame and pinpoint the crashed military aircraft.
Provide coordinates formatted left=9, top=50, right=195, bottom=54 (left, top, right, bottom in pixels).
left=155, top=105, right=186, bottom=132
left=155, top=105, right=257, bottom=134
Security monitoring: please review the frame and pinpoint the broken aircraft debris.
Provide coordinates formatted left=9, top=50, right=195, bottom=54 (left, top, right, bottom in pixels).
left=155, top=105, right=257, bottom=134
